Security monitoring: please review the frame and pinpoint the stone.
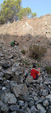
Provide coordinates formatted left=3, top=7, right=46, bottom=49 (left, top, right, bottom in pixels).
left=3, top=92, right=17, bottom=104
left=46, top=94, right=51, bottom=102
left=0, top=100, right=4, bottom=107
left=9, top=105, right=23, bottom=112
left=44, top=79, right=51, bottom=85
left=0, top=72, right=4, bottom=77
left=1, top=104, right=9, bottom=113
left=46, top=94, right=51, bottom=99
left=24, top=107, right=31, bottom=113
left=2, top=62, right=10, bottom=69
left=0, top=66, right=2, bottom=71
left=34, top=96, right=39, bottom=101
left=0, top=53, right=3, bottom=57
left=28, top=98, right=34, bottom=107
left=11, top=112, right=17, bottom=113
left=9, top=105, right=19, bottom=111
left=4, top=70, right=12, bottom=79
left=18, top=100, right=24, bottom=107
left=30, top=106, right=37, bottom=113
left=48, top=107, right=51, bottom=113
left=43, top=100, right=49, bottom=107
left=12, top=62, right=19, bottom=72
left=42, top=89, right=48, bottom=96
left=37, top=104, right=46, bottom=113
left=26, top=75, right=33, bottom=84
left=11, top=83, right=29, bottom=100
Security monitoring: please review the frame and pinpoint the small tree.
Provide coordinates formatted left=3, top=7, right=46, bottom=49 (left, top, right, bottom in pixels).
left=18, top=7, right=32, bottom=20
left=31, top=13, right=37, bottom=18
left=1, top=0, right=22, bottom=22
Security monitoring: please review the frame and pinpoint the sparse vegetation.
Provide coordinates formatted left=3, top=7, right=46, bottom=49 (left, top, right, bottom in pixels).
left=21, top=49, right=26, bottom=55
left=0, top=0, right=37, bottom=24
left=36, top=62, right=40, bottom=67
left=45, top=65, right=51, bottom=74
left=29, top=45, right=47, bottom=60
left=22, top=60, right=29, bottom=65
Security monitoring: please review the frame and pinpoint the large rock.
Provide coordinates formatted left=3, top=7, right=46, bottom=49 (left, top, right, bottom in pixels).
left=48, top=107, right=51, bottom=113
left=0, top=72, right=4, bottom=77
left=11, top=83, right=29, bottom=100
left=28, top=98, right=34, bottom=107
left=25, top=75, right=33, bottom=85
left=41, top=89, right=48, bottom=96
left=30, top=106, right=37, bottom=113
left=46, top=94, right=51, bottom=102
left=37, top=104, right=46, bottom=113
left=4, top=70, right=12, bottom=79
left=43, top=100, right=49, bottom=107
left=0, top=100, right=4, bottom=107
left=1, top=104, right=9, bottom=113
left=18, top=100, right=24, bottom=107
left=9, top=105, right=19, bottom=111
left=2, top=92, right=17, bottom=104
left=9, top=105, right=23, bottom=112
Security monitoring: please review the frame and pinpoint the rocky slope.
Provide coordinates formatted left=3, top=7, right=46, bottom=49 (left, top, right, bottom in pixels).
left=0, top=44, right=51, bottom=113
left=0, top=15, right=51, bottom=113
left=0, top=15, right=51, bottom=64
left=0, top=14, right=51, bottom=39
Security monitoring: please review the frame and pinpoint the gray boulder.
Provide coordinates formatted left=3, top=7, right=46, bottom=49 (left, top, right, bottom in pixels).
left=37, top=104, right=46, bottom=113
left=2, top=92, right=17, bottom=104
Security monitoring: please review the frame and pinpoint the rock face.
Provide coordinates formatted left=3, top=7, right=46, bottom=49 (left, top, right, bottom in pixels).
left=0, top=44, right=51, bottom=113
left=0, top=15, right=51, bottom=38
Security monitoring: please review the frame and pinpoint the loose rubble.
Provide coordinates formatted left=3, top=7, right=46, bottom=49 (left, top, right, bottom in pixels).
left=0, top=44, right=51, bottom=113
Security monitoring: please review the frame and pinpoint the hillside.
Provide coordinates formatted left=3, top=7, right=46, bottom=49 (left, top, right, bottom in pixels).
left=0, top=15, right=51, bottom=113
left=0, top=15, right=51, bottom=37
left=0, top=14, right=51, bottom=64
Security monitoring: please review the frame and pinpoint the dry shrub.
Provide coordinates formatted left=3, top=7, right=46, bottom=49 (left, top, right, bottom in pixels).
left=29, top=45, right=47, bottom=60
left=45, top=65, right=51, bottom=74
left=21, top=49, right=26, bottom=55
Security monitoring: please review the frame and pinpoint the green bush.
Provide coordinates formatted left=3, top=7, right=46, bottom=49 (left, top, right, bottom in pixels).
left=0, top=16, right=5, bottom=24
left=29, top=45, right=47, bottom=60
left=45, top=65, right=51, bottom=74
left=22, top=60, right=29, bottom=65
left=21, top=49, right=26, bottom=55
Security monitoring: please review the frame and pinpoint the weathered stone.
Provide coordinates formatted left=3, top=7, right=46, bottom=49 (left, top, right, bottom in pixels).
left=11, top=83, right=29, bottom=100
left=43, top=100, right=49, bottom=107
left=46, top=94, right=51, bottom=102
left=9, top=105, right=23, bottom=112
left=9, top=105, right=19, bottom=111
left=48, top=107, right=51, bottom=113
left=0, top=53, right=3, bottom=57
left=2, top=62, right=10, bottom=69
left=1, top=104, right=9, bottom=113
left=24, top=107, right=31, bottom=113
left=12, top=62, right=19, bottom=72
left=0, top=100, right=4, bottom=107
left=30, top=106, right=37, bottom=113
left=44, top=79, right=51, bottom=85
left=2, top=92, right=17, bottom=104
left=0, top=66, right=2, bottom=71
left=37, top=104, right=46, bottom=113
left=18, top=100, right=24, bottom=107
left=0, top=72, right=4, bottom=77
left=26, top=75, right=33, bottom=85
left=11, top=112, right=17, bottom=113
left=4, top=70, right=12, bottom=79
left=34, top=96, right=39, bottom=101
left=42, top=89, right=48, bottom=96
left=28, top=98, right=34, bottom=107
